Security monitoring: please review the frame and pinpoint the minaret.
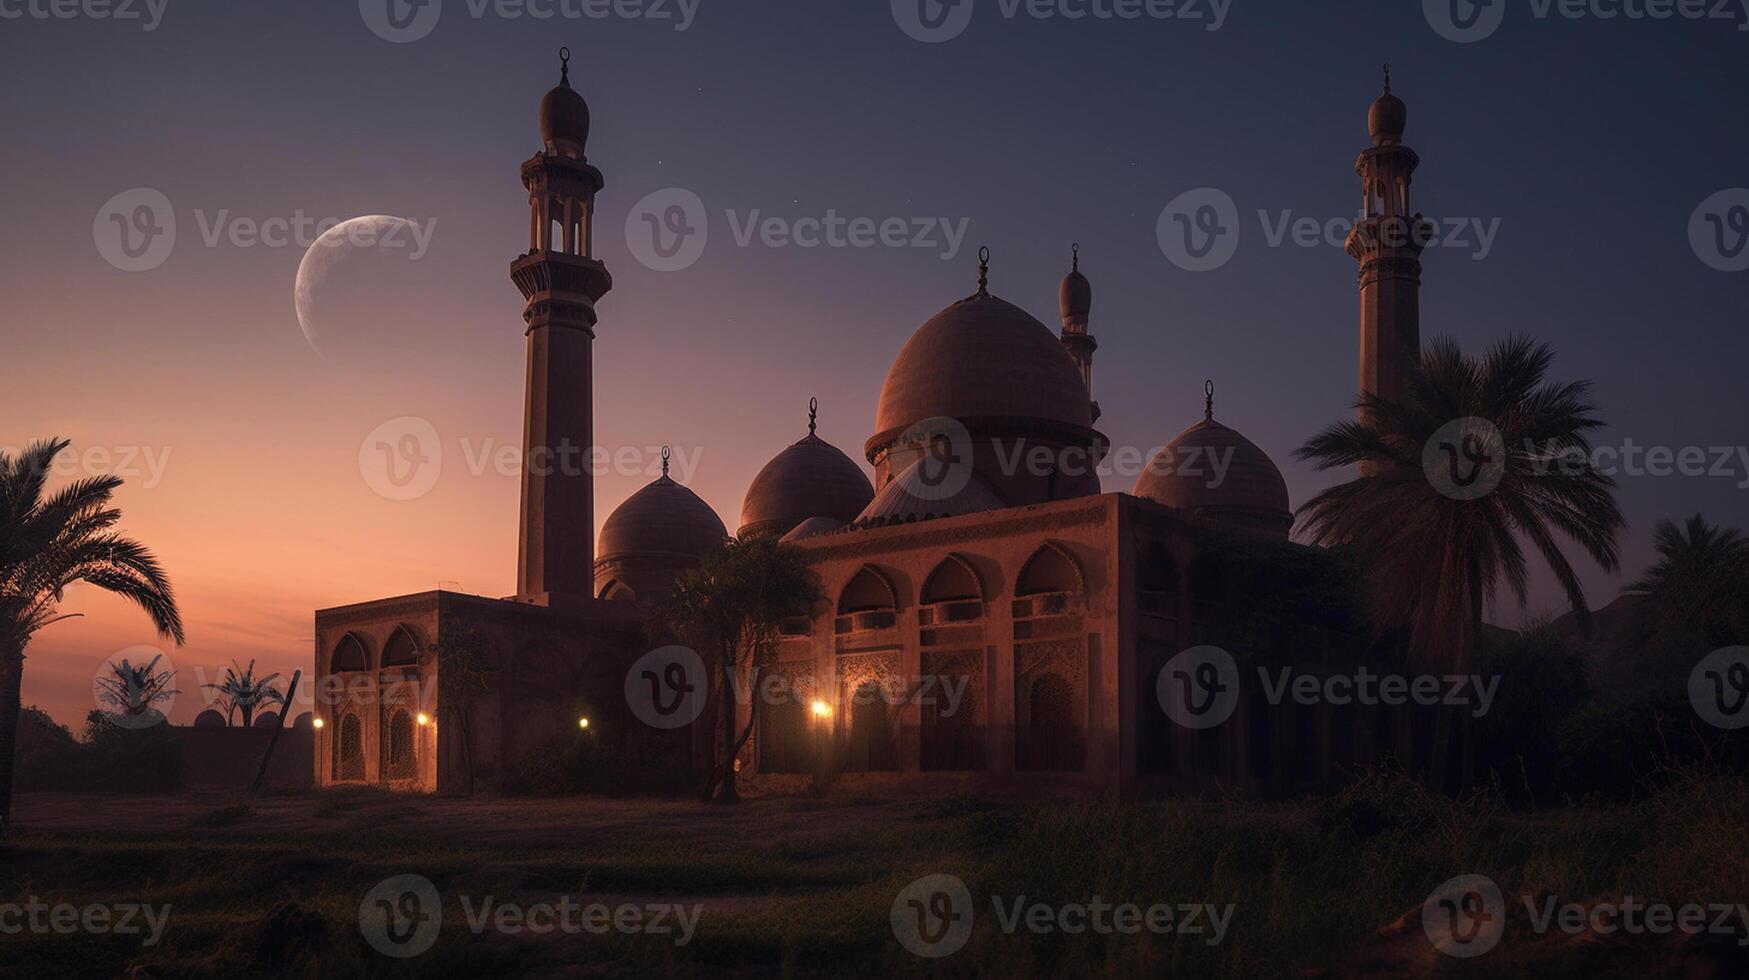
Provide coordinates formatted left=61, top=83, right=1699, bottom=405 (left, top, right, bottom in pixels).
left=1058, top=243, right=1100, bottom=423
left=511, top=47, right=612, bottom=603
left=1344, top=66, right=1430, bottom=420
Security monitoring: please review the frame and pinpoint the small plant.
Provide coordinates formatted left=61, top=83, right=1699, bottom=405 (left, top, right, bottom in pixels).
left=202, top=659, right=286, bottom=727
left=94, top=654, right=178, bottom=726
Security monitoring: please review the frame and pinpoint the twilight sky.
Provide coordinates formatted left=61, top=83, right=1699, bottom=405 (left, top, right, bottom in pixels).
left=2, top=0, right=1746, bottom=727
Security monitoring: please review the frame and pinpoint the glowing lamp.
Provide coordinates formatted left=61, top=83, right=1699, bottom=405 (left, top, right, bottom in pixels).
left=810, top=700, right=832, bottom=719
left=312, top=717, right=325, bottom=730
left=416, top=712, right=431, bottom=726
left=578, top=717, right=591, bottom=730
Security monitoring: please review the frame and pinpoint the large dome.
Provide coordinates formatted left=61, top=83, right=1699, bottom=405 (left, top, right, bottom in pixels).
left=597, top=474, right=726, bottom=564
left=1133, top=416, right=1293, bottom=539
left=872, top=291, right=1094, bottom=442
left=739, top=426, right=874, bottom=539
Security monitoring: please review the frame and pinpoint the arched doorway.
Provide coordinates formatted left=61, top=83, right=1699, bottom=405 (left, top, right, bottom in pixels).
left=844, top=681, right=897, bottom=772
left=1018, top=672, right=1083, bottom=771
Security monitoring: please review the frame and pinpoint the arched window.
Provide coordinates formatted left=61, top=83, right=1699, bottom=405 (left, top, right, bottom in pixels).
left=599, top=580, right=635, bottom=602
left=384, top=709, right=416, bottom=781
left=838, top=566, right=897, bottom=613
left=920, top=555, right=984, bottom=627
left=1016, top=543, right=1083, bottom=596
left=335, top=714, right=363, bottom=781
left=331, top=633, right=368, bottom=673
left=836, top=566, right=897, bottom=633
left=382, top=625, right=420, bottom=668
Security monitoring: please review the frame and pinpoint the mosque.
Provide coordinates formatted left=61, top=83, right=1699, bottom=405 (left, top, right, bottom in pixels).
left=312, top=55, right=1426, bottom=797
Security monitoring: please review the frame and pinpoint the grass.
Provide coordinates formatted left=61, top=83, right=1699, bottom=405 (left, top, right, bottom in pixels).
left=0, top=771, right=1744, bottom=978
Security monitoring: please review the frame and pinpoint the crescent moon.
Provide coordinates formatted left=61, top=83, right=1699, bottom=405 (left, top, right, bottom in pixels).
left=293, top=215, right=418, bottom=356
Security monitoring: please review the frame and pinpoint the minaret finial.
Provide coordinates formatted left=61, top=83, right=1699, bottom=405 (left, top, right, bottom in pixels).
left=1382, top=62, right=1391, bottom=94
left=661, top=444, right=671, bottom=478
left=560, top=46, right=571, bottom=86
left=1071, top=242, right=1080, bottom=273
left=808, top=397, right=818, bottom=435
left=976, top=246, right=990, bottom=295
left=1204, top=379, right=1215, bottom=421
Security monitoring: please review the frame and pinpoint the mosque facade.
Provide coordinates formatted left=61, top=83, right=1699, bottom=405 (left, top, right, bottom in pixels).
left=312, top=57, right=1424, bottom=797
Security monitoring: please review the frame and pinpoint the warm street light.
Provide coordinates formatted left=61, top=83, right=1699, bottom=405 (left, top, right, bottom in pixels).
left=810, top=700, right=832, bottom=719
left=578, top=717, right=590, bottom=730
left=416, top=712, right=431, bottom=726
left=312, top=717, right=325, bottom=730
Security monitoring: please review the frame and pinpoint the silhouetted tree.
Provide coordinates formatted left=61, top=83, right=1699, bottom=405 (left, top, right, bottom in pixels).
left=658, top=536, right=824, bottom=804
left=0, top=438, right=184, bottom=833
left=1296, top=336, right=1624, bottom=787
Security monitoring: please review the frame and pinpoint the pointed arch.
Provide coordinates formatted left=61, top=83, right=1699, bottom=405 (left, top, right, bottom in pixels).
left=1015, top=541, right=1085, bottom=596
left=331, top=632, right=369, bottom=673
left=382, top=624, right=421, bottom=668
left=599, top=579, right=635, bottom=602
left=837, top=565, right=899, bottom=614
left=921, top=553, right=984, bottom=604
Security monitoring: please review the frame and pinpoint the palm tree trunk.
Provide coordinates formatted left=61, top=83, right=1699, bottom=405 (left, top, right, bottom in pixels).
left=0, top=642, right=25, bottom=836
left=714, top=654, right=740, bottom=804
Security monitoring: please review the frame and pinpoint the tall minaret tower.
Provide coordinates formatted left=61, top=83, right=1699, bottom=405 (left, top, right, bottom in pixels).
left=511, top=48, right=612, bottom=603
left=1058, top=244, right=1100, bottom=423
left=1344, top=66, right=1430, bottom=419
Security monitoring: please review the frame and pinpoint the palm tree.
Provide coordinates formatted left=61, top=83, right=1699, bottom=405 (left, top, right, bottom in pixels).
left=657, top=536, right=825, bottom=804
left=1624, top=514, right=1746, bottom=638
left=1296, top=336, right=1624, bottom=784
left=202, top=659, right=286, bottom=727
left=0, top=438, right=184, bottom=834
left=94, top=653, right=179, bottom=726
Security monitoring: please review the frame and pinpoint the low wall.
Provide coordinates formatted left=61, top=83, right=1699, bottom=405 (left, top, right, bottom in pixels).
left=178, top=726, right=314, bottom=792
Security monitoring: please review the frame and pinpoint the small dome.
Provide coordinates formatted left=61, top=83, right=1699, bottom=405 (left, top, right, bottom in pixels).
left=852, top=457, right=1006, bottom=528
left=739, top=411, right=874, bottom=538
left=1133, top=415, right=1293, bottom=539
left=291, top=712, right=315, bottom=731
left=1368, top=77, right=1406, bottom=145
left=597, top=474, right=727, bottom=564
left=540, top=50, right=590, bottom=157
left=1059, top=247, right=1091, bottom=327
left=252, top=711, right=281, bottom=729
left=780, top=516, right=844, bottom=542
left=873, top=291, right=1093, bottom=443
left=193, top=709, right=227, bottom=729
